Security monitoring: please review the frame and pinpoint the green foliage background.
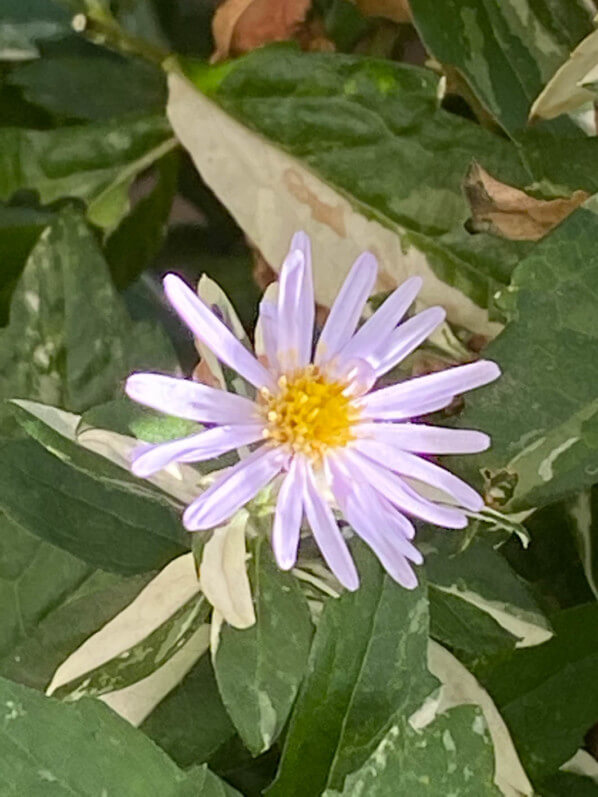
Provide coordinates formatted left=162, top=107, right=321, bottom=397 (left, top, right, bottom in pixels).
left=0, top=0, right=598, bottom=795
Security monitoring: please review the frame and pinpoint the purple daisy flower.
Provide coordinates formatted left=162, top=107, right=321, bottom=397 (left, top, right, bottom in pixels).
left=126, top=233, right=499, bottom=591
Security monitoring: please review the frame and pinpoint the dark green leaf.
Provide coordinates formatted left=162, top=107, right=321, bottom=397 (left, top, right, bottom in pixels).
left=268, top=542, right=436, bottom=796
left=142, top=652, right=236, bottom=768
left=0, top=208, right=175, bottom=433
left=409, top=0, right=593, bottom=134
left=106, top=150, right=179, bottom=289
left=455, top=199, right=598, bottom=511
left=0, top=433, right=188, bottom=574
left=178, top=48, right=534, bottom=316
left=0, top=202, right=53, bottom=324
left=9, top=51, right=166, bottom=121
left=0, top=0, right=69, bottom=60
left=484, top=602, right=598, bottom=782
left=0, top=676, right=240, bottom=795
left=214, top=539, right=313, bottom=755
left=0, top=115, right=175, bottom=231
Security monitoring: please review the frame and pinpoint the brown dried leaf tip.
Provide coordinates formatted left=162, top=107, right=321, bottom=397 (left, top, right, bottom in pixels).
left=464, top=162, right=589, bottom=242
left=212, top=0, right=313, bottom=62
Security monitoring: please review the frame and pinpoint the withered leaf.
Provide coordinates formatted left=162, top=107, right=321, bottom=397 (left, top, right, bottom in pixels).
left=464, top=162, right=589, bottom=241
left=352, top=0, right=411, bottom=23
left=212, top=0, right=312, bottom=62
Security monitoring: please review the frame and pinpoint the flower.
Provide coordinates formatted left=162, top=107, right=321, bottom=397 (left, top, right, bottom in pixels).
left=126, top=233, right=499, bottom=590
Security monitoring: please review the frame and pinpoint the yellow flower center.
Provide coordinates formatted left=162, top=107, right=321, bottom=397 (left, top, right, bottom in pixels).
left=260, top=365, right=357, bottom=461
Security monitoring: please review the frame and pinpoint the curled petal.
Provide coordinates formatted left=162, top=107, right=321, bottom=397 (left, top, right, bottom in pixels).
left=163, top=274, right=274, bottom=390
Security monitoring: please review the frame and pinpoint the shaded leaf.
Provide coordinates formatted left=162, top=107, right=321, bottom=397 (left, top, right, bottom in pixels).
left=142, top=652, right=236, bottom=768
left=484, top=603, right=598, bottom=783
left=0, top=208, right=175, bottom=433
left=0, top=0, right=69, bottom=61
left=0, top=115, right=175, bottom=231
left=409, top=0, right=593, bottom=133
left=214, top=539, right=313, bottom=755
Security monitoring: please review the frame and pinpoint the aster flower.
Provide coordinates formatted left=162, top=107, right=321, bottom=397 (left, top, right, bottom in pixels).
left=125, top=233, right=499, bottom=591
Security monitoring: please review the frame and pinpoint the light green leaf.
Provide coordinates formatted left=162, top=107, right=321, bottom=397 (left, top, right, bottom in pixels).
left=325, top=706, right=500, bottom=796
left=455, top=197, right=598, bottom=511
left=268, top=542, right=436, bottom=796
left=0, top=676, right=240, bottom=795
left=409, top=0, right=593, bottom=133
left=166, top=49, right=537, bottom=336
left=0, top=208, right=175, bottom=433
left=213, top=539, right=313, bottom=755
left=0, top=115, right=175, bottom=231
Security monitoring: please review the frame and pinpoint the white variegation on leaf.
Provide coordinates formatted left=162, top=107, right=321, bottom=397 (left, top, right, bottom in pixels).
left=199, top=510, right=256, bottom=629
left=166, top=70, right=501, bottom=338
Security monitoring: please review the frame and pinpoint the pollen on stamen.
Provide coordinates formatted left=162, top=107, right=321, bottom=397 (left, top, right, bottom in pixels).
left=259, top=365, right=358, bottom=462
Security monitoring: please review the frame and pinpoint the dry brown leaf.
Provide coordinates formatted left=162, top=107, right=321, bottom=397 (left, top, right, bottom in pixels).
left=212, top=0, right=312, bottom=62
left=464, top=162, right=589, bottom=241
left=352, top=0, right=411, bottom=23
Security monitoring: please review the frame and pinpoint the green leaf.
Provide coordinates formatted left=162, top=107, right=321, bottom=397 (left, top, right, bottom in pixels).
left=0, top=550, right=149, bottom=691
left=0, top=114, right=175, bottom=231
left=429, top=587, right=517, bottom=664
left=0, top=0, right=70, bottom=61
left=168, top=48, right=534, bottom=335
left=566, top=487, right=598, bottom=601
left=455, top=198, right=598, bottom=511
left=142, top=652, right=236, bottom=768
left=0, top=403, right=189, bottom=573
left=213, top=539, right=313, bottom=755
left=541, top=769, right=598, bottom=797
left=0, top=676, right=240, bottom=795
left=9, top=50, right=167, bottom=121
left=53, top=592, right=209, bottom=699
left=325, top=706, right=500, bottom=796
left=409, top=0, right=593, bottom=134
left=484, top=602, right=598, bottom=782
left=268, top=542, right=436, bottom=796
left=105, top=149, right=179, bottom=289
left=0, top=208, right=175, bottom=433
left=422, top=529, right=551, bottom=648
left=0, top=202, right=53, bottom=324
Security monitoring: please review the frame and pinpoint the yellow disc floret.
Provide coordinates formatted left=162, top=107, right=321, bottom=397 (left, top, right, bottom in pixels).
left=260, top=365, right=358, bottom=461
